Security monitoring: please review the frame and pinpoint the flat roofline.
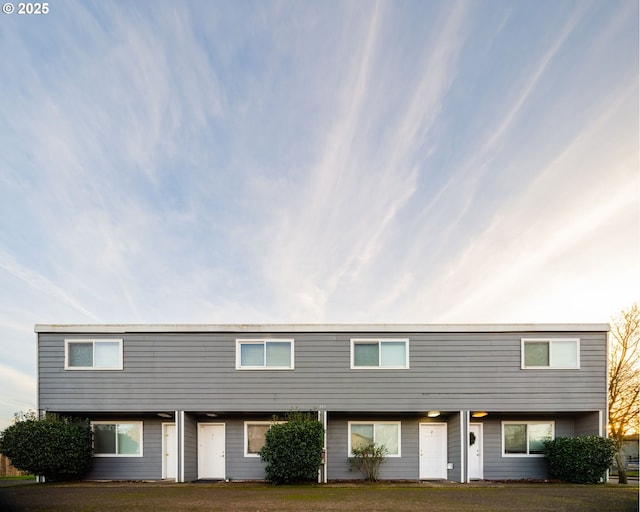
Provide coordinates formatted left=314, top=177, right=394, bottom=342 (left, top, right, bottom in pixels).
left=34, top=323, right=610, bottom=334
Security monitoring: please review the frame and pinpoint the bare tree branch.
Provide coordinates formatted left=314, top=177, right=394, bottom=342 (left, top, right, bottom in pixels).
left=608, top=303, right=640, bottom=484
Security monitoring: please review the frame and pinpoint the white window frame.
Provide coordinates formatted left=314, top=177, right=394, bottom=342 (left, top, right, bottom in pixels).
left=65, top=339, right=123, bottom=370
left=501, top=421, right=555, bottom=457
left=521, top=338, right=580, bottom=369
left=350, top=339, right=409, bottom=369
left=243, top=421, right=285, bottom=457
left=348, top=421, right=402, bottom=457
left=91, top=421, right=144, bottom=457
left=235, top=339, right=295, bottom=370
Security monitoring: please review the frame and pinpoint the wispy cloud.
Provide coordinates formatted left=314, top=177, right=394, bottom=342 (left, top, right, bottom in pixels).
left=0, top=0, right=637, bottom=429
left=0, top=250, right=103, bottom=322
left=0, top=364, right=36, bottom=429
left=404, top=79, right=639, bottom=322
left=259, top=1, right=471, bottom=320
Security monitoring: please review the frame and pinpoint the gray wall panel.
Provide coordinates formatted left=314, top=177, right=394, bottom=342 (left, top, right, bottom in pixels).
left=183, top=414, right=198, bottom=482
left=480, top=416, right=575, bottom=480
left=447, top=414, right=462, bottom=482
left=575, top=411, right=601, bottom=436
left=38, top=327, right=607, bottom=482
left=223, top=417, right=268, bottom=481
left=86, top=419, right=161, bottom=480
left=327, top=415, right=424, bottom=481
left=38, top=330, right=608, bottom=414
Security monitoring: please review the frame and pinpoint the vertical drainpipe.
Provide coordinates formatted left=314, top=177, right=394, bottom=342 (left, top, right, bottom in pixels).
left=460, top=410, right=467, bottom=484
left=600, top=410, right=607, bottom=483
left=178, top=410, right=184, bottom=483
left=318, top=410, right=328, bottom=483
left=323, top=410, right=328, bottom=484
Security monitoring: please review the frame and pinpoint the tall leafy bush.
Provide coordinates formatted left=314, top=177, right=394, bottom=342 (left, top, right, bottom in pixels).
left=544, top=436, right=615, bottom=483
left=0, top=412, right=93, bottom=481
left=349, top=443, right=387, bottom=481
left=259, top=410, right=324, bottom=485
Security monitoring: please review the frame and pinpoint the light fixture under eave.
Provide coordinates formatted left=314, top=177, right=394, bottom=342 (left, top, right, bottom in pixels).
left=157, top=413, right=172, bottom=418
left=427, top=411, right=440, bottom=418
left=471, top=411, right=488, bottom=418
left=206, top=413, right=218, bottom=417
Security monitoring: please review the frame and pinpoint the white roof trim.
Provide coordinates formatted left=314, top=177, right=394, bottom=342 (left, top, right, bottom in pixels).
left=34, top=323, right=610, bottom=334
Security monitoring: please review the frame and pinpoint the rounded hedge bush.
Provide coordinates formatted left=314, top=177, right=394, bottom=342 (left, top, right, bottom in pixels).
left=259, top=411, right=324, bottom=485
left=0, top=414, right=93, bottom=481
left=543, top=436, right=615, bottom=484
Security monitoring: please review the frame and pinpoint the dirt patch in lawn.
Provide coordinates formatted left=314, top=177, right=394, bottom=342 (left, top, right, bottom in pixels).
left=0, top=481, right=637, bottom=512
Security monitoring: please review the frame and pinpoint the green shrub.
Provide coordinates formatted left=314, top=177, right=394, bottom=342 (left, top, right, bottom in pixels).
left=349, top=443, right=387, bottom=481
left=259, top=410, right=324, bottom=485
left=0, top=412, right=93, bottom=482
left=544, top=436, right=615, bottom=483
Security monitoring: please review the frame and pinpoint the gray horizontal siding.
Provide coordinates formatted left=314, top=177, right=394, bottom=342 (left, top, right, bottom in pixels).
left=575, top=412, right=601, bottom=436
left=38, top=331, right=607, bottom=413
left=478, top=416, right=576, bottom=480
left=86, top=419, right=161, bottom=480
left=183, top=414, right=198, bottom=482
left=447, top=416, right=462, bottom=481
left=222, top=417, right=269, bottom=481
left=327, top=415, right=418, bottom=480
left=79, top=412, right=596, bottom=482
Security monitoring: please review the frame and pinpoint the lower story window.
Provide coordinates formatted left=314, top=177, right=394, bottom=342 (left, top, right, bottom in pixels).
left=502, top=421, right=554, bottom=456
left=92, top=421, right=143, bottom=457
left=244, top=421, right=285, bottom=457
left=348, top=421, right=401, bottom=456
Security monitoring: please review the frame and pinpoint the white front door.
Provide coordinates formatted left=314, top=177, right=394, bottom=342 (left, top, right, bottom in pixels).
left=162, top=423, right=177, bottom=480
left=419, top=423, right=447, bottom=479
left=198, top=423, right=226, bottom=479
left=468, top=423, right=483, bottom=480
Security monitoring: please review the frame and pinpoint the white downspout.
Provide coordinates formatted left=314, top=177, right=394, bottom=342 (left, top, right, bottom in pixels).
left=318, top=410, right=328, bottom=483
left=461, top=411, right=467, bottom=484
left=323, top=410, right=328, bottom=484
left=179, top=410, right=185, bottom=483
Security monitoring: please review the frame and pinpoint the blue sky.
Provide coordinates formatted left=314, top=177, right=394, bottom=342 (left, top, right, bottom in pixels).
left=0, top=0, right=638, bottom=429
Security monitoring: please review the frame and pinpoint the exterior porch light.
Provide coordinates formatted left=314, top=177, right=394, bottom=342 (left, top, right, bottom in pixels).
left=427, top=411, right=440, bottom=417
left=205, top=412, right=219, bottom=417
left=157, top=412, right=172, bottom=418
left=471, top=411, right=488, bottom=418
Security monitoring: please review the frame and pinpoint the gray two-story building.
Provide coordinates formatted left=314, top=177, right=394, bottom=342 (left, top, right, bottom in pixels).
left=35, top=323, right=609, bottom=482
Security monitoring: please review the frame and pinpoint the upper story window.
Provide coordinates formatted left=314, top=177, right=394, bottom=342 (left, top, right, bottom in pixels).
left=92, top=421, right=143, bottom=457
left=521, top=338, right=580, bottom=369
left=236, top=339, right=294, bottom=370
left=351, top=339, right=409, bottom=369
left=65, top=339, right=123, bottom=370
left=502, top=421, right=554, bottom=457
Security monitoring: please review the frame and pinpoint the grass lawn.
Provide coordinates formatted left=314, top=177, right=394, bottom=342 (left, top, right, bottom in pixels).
left=0, top=481, right=637, bottom=512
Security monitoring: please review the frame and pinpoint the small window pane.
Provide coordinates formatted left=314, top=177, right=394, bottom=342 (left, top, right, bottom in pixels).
left=266, top=342, right=291, bottom=367
left=552, top=340, right=577, bottom=367
left=354, top=344, right=379, bottom=367
left=376, top=424, right=399, bottom=455
left=351, top=424, right=374, bottom=450
left=117, top=423, right=141, bottom=455
left=380, top=342, right=406, bottom=367
left=524, top=342, right=549, bottom=367
left=247, top=424, right=270, bottom=454
left=528, top=423, right=553, bottom=454
left=504, top=424, right=527, bottom=454
left=95, top=342, right=120, bottom=368
left=241, top=344, right=264, bottom=367
left=69, top=343, right=93, bottom=367
left=94, top=424, right=116, bottom=454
